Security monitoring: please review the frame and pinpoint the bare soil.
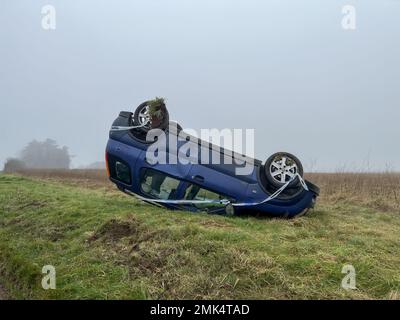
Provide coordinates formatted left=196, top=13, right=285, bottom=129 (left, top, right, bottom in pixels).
left=0, top=284, right=9, bottom=300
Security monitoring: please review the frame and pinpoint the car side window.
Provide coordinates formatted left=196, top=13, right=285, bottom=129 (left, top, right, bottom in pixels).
left=184, top=184, right=228, bottom=209
left=140, top=169, right=180, bottom=200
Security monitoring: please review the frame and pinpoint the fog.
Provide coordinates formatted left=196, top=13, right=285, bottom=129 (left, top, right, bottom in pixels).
left=0, top=0, right=399, bottom=171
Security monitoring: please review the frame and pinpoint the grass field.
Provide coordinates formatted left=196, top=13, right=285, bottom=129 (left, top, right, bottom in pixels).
left=0, top=170, right=399, bottom=299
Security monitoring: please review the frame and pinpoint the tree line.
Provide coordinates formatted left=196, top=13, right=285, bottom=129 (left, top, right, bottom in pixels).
left=3, top=139, right=71, bottom=172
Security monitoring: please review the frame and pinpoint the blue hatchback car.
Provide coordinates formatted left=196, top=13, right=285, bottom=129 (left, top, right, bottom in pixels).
left=106, top=103, right=319, bottom=218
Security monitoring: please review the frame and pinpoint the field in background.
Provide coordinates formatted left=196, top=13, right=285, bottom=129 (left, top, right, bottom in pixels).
left=0, top=170, right=399, bottom=299
left=13, top=169, right=400, bottom=214
left=307, top=172, right=400, bottom=213
left=13, top=169, right=109, bottom=188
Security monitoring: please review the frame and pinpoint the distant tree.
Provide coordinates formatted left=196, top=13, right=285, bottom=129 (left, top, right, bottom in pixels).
left=3, top=158, right=26, bottom=173
left=20, top=139, right=71, bottom=169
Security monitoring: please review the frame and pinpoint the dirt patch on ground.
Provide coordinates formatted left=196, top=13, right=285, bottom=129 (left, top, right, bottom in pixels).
left=0, top=284, right=9, bottom=300
left=131, top=247, right=176, bottom=273
left=18, top=200, right=47, bottom=210
left=88, top=217, right=176, bottom=275
left=88, top=218, right=140, bottom=243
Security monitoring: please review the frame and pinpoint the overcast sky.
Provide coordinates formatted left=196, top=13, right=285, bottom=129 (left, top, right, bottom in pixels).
left=0, top=0, right=399, bottom=171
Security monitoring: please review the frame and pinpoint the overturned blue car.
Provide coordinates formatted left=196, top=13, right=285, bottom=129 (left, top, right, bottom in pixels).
left=106, top=100, right=319, bottom=218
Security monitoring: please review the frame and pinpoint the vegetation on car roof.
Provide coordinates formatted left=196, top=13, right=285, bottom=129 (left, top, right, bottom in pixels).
left=148, top=97, right=166, bottom=117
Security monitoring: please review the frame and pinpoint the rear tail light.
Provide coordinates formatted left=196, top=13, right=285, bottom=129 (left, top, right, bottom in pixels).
left=105, top=152, right=111, bottom=177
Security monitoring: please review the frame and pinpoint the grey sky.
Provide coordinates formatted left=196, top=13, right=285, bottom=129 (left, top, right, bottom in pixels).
left=0, top=0, right=399, bottom=171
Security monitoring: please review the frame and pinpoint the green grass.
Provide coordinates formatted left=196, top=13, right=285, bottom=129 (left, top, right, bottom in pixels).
left=0, top=174, right=400, bottom=299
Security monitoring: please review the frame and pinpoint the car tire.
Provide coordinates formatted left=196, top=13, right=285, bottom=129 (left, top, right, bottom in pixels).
left=264, top=152, right=304, bottom=188
left=133, top=101, right=170, bottom=133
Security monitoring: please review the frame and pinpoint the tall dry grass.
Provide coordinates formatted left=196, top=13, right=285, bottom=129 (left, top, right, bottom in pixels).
left=306, top=172, right=400, bottom=213
left=7, top=169, right=400, bottom=213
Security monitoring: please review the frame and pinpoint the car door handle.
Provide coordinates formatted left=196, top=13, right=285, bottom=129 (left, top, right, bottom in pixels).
left=193, top=175, right=205, bottom=183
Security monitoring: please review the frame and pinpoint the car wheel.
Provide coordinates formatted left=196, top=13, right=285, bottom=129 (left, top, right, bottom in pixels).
left=264, top=152, right=304, bottom=188
left=133, top=101, right=170, bottom=132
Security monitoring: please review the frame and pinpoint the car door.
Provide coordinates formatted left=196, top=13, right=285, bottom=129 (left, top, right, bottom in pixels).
left=179, top=181, right=232, bottom=214
left=186, top=163, right=248, bottom=203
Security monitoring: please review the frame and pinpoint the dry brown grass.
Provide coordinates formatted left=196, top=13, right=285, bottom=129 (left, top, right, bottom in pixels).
left=306, top=172, right=400, bottom=213
left=13, top=169, right=111, bottom=189
left=9, top=169, right=400, bottom=214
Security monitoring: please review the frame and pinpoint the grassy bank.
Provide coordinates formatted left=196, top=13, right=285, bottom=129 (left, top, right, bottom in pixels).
left=0, top=174, right=399, bottom=299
